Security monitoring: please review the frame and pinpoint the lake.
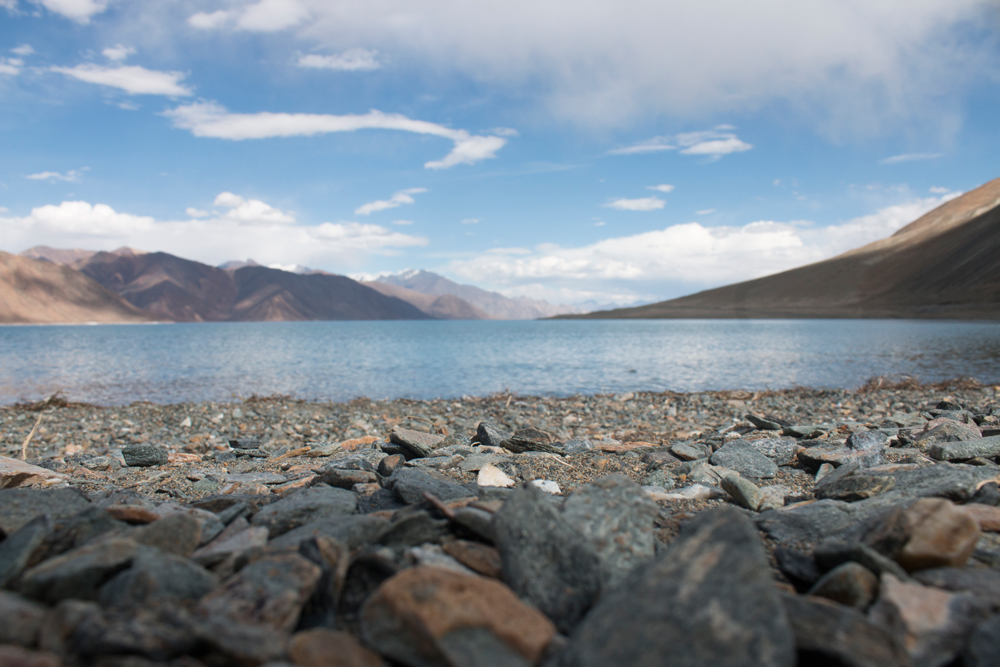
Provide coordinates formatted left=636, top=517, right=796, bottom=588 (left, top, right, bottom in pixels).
left=2, top=319, right=999, bottom=406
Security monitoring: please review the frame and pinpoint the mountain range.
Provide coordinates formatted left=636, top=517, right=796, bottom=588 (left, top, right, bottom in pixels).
left=559, top=176, right=1000, bottom=320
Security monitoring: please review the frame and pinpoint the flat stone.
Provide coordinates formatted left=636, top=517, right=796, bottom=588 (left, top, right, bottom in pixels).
left=914, top=567, right=1000, bottom=609
left=815, top=473, right=896, bottom=501
left=746, top=414, right=784, bottom=430
left=360, top=566, right=556, bottom=667
left=846, top=429, right=890, bottom=452
left=0, top=456, right=68, bottom=489
left=131, top=512, right=202, bottom=557
left=781, top=593, right=909, bottom=667
left=390, top=426, right=445, bottom=458
left=387, top=468, right=474, bottom=505
left=797, top=443, right=884, bottom=470
left=191, top=524, right=269, bottom=566
left=98, top=548, right=217, bottom=608
left=807, top=561, right=879, bottom=609
left=289, top=628, right=384, bottom=667
left=747, top=437, right=801, bottom=466
left=0, top=516, right=51, bottom=588
left=641, top=450, right=680, bottom=467
left=916, top=420, right=982, bottom=447
left=476, top=422, right=512, bottom=449
left=928, top=436, right=1000, bottom=461
left=0, top=488, right=90, bottom=536
left=757, top=497, right=905, bottom=549
left=459, top=453, right=507, bottom=472
left=268, top=515, right=390, bottom=551
left=502, top=428, right=564, bottom=455
left=721, top=475, right=763, bottom=511
left=121, top=445, right=168, bottom=467
left=758, top=485, right=790, bottom=511
left=964, top=612, right=1000, bottom=667
left=452, top=507, right=496, bottom=542
left=774, top=547, right=821, bottom=592
left=199, top=553, right=322, bottom=633
left=311, top=468, right=378, bottom=489
left=376, top=510, right=449, bottom=550
left=869, top=573, right=993, bottom=667
left=410, top=454, right=465, bottom=470
left=814, top=540, right=910, bottom=582
left=251, top=486, right=358, bottom=537
left=0, top=590, right=47, bottom=647
left=965, top=503, right=1000, bottom=531
left=377, top=454, right=405, bottom=477
left=478, top=463, right=516, bottom=488
left=897, top=498, right=980, bottom=572
left=560, top=506, right=795, bottom=667
left=883, top=463, right=990, bottom=502
left=224, top=472, right=287, bottom=484
left=104, top=505, right=160, bottom=524
left=530, top=479, right=561, bottom=494
left=562, top=475, right=659, bottom=588
left=442, top=540, right=503, bottom=579
left=564, top=438, right=595, bottom=453
left=493, top=483, right=602, bottom=633
left=229, top=438, right=261, bottom=449
left=670, top=441, right=710, bottom=461
left=710, top=439, right=778, bottom=478
left=19, top=537, right=138, bottom=603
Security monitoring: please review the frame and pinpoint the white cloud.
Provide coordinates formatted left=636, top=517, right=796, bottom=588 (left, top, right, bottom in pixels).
left=608, top=137, right=675, bottom=155
left=102, top=45, right=135, bottom=62
left=605, top=197, right=664, bottom=211
left=354, top=187, right=426, bottom=216
left=31, top=0, right=110, bottom=23
left=52, top=64, right=193, bottom=96
left=446, top=192, right=960, bottom=304
left=1, top=198, right=428, bottom=268
left=676, top=129, right=752, bottom=157
left=461, top=218, right=479, bottom=224
left=185, top=207, right=209, bottom=217
left=881, top=152, right=945, bottom=164
left=11, top=45, right=34, bottom=56
left=189, top=0, right=310, bottom=32
left=489, top=127, right=520, bottom=137
left=391, top=219, right=414, bottom=225
left=298, top=49, right=381, bottom=71
left=187, top=10, right=232, bottom=29
left=0, top=0, right=17, bottom=10
left=648, top=184, right=675, bottom=193
left=165, top=101, right=506, bottom=169
left=25, top=169, right=84, bottom=182
left=929, top=186, right=951, bottom=194
left=0, top=58, right=22, bottom=75
left=213, top=191, right=295, bottom=225
left=696, top=209, right=716, bottom=215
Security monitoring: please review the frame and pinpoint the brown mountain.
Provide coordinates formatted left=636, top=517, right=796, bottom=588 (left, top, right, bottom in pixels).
left=560, top=176, right=1000, bottom=320
left=362, top=280, right=493, bottom=319
left=0, top=252, right=157, bottom=324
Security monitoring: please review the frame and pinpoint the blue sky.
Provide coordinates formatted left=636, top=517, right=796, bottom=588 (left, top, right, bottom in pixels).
left=1, top=0, right=998, bottom=307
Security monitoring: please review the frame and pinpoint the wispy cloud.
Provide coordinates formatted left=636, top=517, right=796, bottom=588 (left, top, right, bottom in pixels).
left=880, top=153, right=945, bottom=164
left=52, top=64, right=193, bottom=96
left=102, top=45, right=135, bottom=62
left=33, top=0, right=112, bottom=24
left=605, top=197, right=664, bottom=211
left=298, top=48, right=381, bottom=71
left=26, top=169, right=86, bottom=182
left=11, top=45, right=34, bottom=56
left=648, top=184, right=675, bottom=193
left=461, top=218, right=479, bottom=224
left=696, top=209, right=716, bottom=215
left=355, top=188, right=427, bottom=216
left=608, top=137, right=674, bottom=155
left=611, top=128, right=751, bottom=159
left=164, top=102, right=507, bottom=169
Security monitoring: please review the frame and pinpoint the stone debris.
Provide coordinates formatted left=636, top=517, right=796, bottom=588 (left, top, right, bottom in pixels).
left=1, top=383, right=1000, bottom=664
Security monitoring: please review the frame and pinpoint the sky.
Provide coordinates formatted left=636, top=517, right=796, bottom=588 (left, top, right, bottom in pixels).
left=1, top=0, right=998, bottom=308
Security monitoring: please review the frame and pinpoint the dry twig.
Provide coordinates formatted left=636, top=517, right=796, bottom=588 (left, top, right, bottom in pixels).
left=20, top=413, right=43, bottom=461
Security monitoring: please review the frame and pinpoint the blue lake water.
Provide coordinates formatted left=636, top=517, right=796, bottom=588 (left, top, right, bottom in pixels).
left=2, top=319, right=1000, bottom=405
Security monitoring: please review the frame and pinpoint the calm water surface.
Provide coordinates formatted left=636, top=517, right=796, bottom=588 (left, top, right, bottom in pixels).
left=1, top=319, right=999, bottom=405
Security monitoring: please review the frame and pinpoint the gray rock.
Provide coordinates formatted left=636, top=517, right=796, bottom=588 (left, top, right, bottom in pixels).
left=563, top=438, right=594, bottom=453
left=459, top=453, right=508, bottom=472
left=559, top=506, right=795, bottom=667
left=670, top=441, right=710, bottom=461
left=268, top=514, right=391, bottom=551
left=99, top=548, right=217, bottom=608
left=251, top=486, right=358, bottom=537
left=641, top=450, right=680, bottom=468
left=710, top=440, right=778, bottom=478
left=71, top=604, right=201, bottom=662
left=884, top=463, right=991, bottom=502
left=798, top=443, right=884, bottom=470
left=476, top=422, right=512, bottom=449
left=131, top=512, right=202, bottom=557
left=199, top=554, right=322, bottom=633
left=224, top=472, right=287, bottom=484
left=928, top=436, right=1000, bottom=461
left=847, top=430, right=890, bottom=452
left=721, top=475, right=763, bottom=511
left=746, top=414, right=784, bottom=430
left=387, top=467, right=474, bottom=505
left=757, top=495, right=910, bottom=549
left=916, top=421, right=982, bottom=447
left=773, top=547, right=821, bottom=592
left=814, top=540, right=911, bottom=582
left=807, top=561, right=879, bottom=609
left=781, top=593, right=909, bottom=667
left=964, top=612, right=1000, bottom=667
left=561, top=475, right=659, bottom=588
left=493, top=483, right=602, bottom=633
left=748, top=437, right=801, bottom=466
left=502, top=428, right=564, bottom=455
left=19, top=537, right=138, bottom=603
left=390, top=427, right=445, bottom=458
left=452, top=507, right=496, bottom=542
left=311, top=468, right=378, bottom=489
left=642, top=468, right=676, bottom=489
left=913, top=567, right=1000, bottom=609
left=190, top=523, right=269, bottom=566
left=229, top=438, right=261, bottom=449
left=121, top=446, right=168, bottom=467
left=376, top=510, right=450, bottom=550
left=815, top=473, right=896, bottom=502
left=0, top=590, right=46, bottom=647
left=0, top=516, right=50, bottom=588
left=782, top=424, right=831, bottom=438
left=0, top=487, right=91, bottom=535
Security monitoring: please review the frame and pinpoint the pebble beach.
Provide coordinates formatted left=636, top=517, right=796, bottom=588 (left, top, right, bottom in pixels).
left=3, top=378, right=1000, bottom=666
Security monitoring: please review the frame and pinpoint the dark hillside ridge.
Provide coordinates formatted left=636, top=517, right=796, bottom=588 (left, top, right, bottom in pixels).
left=558, top=177, right=1000, bottom=320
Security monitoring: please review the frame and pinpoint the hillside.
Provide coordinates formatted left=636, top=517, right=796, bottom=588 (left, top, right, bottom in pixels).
left=0, top=252, right=157, bottom=324
left=361, top=280, right=493, bottom=319
left=559, top=177, right=1000, bottom=320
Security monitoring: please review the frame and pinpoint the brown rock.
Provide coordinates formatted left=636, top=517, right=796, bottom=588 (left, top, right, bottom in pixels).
left=0, top=591, right=47, bottom=647
left=0, top=646, right=61, bottom=667
left=0, top=457, right=68, bottom=490
left=104, top=505, right=160, bottom=524
left=897, top=498, right=980, bottom=572
left=807, top=561, right=879, bottom=609
left=289, top=628, right=384, bottom=667
left=441, top=540, right=503, bottom=579
left=360, top=566, right=555, bottom=666
left=340, top=436, right=381, bottom=452
left=964, top=503, right=1000, bottom=532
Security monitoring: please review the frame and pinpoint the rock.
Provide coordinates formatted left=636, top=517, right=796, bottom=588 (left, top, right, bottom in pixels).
left=452, top=506, right=496, bottom=542
left=442, top=540, right=503, bottom=579
left=916, top=420, right=982, bottom=447
left=459, top=453, right=506, bottom=472
left=670, top=441, right=710, bottom=461
left=797, top=443, right=884, bottom=470
left=748, top=437, right=801, bottom=466
left=913, top=567, right=1000, bottom=609
left=746, top=414, right=784, bottom=430
left=815, top=462, right=836, bottom=482
left=251, top=486, right=358, bottom=537
left=781, top=593, right=910, bottom=667
left=229, top=438, right=261, bottom=449
left=0, top=488, right=90, bottom=535
left=896, top=498, right=980, bottom=572
left=815, top=473, right=897, bottom=501
left=19, top=537, right=138, bottom=604
left=964, top=612, right=1000, bottom=667
left=476, top=422, right=512, bottom=449
left=774, top=547, right=821, bottom=592
left=814, top=540, right=911, bottom=582
left=502, top=428, right=564, bottom=455
left=964, top=503, right=1000, bottom=531
left=477, top=464, right=515, bottom=488
left=721, top=475, right=763, bottom=511
left=120, top=446, right=168, bottom=467
left=360, top=566, right=556, bottom=667
left=0, top=516, right=51, bottom=588
left=807, top=561, right=879, bottom=609
left=492, top=483, right=602, bottom=633
left=641, top=450, right=679, bottom=467
left=847, top=430, right=891, bottom=452
left=312, top=468, right=378, bottom=489
left=99, top=548, right=217, bottom=608
left=195, top=615, right=288, bottom=665
left=0, top=456, right=68, bottom=489
left=70, top=603, right=201, bottom=662
left=0, top=646, right=61, bottom=667
left=564, top=438, right=595, bottom=454
left=758, top=485, right=790, bottom=511
left=559, top=506, right=795, bottom=667
left=289, top=628, right=384, bottom=667
left=104, top=505, right=160, bottom=524
left=131, top=512, right=202, bottom=557
left=0, top=590, right=47, bottom=647
left=268, top=515, right=390, bottom=551
left=199, top=553, right=322, bottom=633
left=387, top=468, right=474, bottom=505
left=562, top=475, right=659, bottom=588
left=390, top=427, right=445, bottom=458
left=710, top=439, right=778, bottom=478
left=869, top=573, right=992, bottom=667
left=530, top=479, right=561, bottom=494
left=642, top=468, right=676, bottom=489
left=928, top=436, right=1000, bottom=461
left=377, top=454, right=405, bottom=476
left=191, top=524, right=269, bottom=566
left=376, top=510, right=449, bottom=550
left=885, top=463, right=989, bottom=502
left=405, top=544, right=477, bottom=575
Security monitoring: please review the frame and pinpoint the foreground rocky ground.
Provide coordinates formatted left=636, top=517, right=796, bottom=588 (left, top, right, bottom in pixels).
left=3, top=379, right=1000, bottom=666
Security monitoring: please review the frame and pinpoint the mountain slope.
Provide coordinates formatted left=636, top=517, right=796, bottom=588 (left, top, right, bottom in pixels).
left=560, top=177, right=1000, bottom=320
left=0, top=252, right=157, bottom=324
left=361, top=280, right=493, bottom=319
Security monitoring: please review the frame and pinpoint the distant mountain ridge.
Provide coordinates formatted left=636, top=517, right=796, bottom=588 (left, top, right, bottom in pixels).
left=559, top=176, right=1000, bottom=320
